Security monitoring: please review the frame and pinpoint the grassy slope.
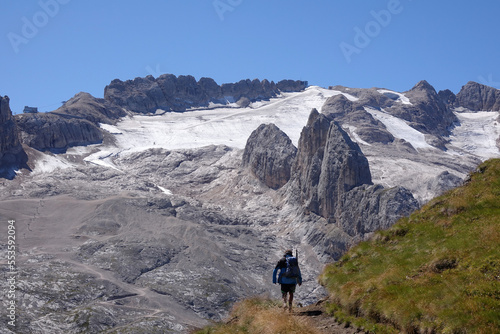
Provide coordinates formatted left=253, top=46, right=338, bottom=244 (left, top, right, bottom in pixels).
left=320, top=159, right=500, bottom=333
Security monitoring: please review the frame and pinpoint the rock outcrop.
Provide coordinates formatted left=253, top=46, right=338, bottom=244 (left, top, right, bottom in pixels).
left=387, top=80, right=457, bottom=136
left=0, top=95, right=28, bottom=178
left=53, top=92, right=127, bottom=125
left=242, top=124, right=297, bottom=190
left=15, top=112, right=103, bottom=152
left=104, top=74, right=307, bottom=113
left=292, top=109, right=372, bottom=219
left=455, top=81, right=500, bottom=111
left=287, top=108, right=419, bottom=258
left=323, top=81, right=458, bottom=147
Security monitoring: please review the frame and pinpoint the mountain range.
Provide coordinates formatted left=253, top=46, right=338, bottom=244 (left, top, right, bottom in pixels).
left=0, top=75, right=499, bottom=333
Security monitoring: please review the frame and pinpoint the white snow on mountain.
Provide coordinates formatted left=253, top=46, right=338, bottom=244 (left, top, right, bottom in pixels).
left=364, top=107, right=434, bottom=150
left=448, top=111, right=500, bottom=160
left=99, top=86, right=340, bottom=153
left=377, top=89, right=412, bottom=105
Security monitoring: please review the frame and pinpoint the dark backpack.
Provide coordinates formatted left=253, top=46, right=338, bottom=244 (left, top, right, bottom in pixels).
left=283, top=256, right=300, bottom=278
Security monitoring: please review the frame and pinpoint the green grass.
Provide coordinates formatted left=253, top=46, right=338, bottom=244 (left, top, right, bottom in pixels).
left=320, top=159, right=500, bottom=333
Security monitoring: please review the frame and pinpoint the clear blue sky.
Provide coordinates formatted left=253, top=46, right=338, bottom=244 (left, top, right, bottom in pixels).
left=1, top=0, right=499, bottom=114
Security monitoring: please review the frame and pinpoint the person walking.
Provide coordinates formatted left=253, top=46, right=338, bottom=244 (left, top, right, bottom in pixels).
left=272, top=249, right=302, bottom=312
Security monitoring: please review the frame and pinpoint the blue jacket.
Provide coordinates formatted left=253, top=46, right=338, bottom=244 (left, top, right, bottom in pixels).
left=272, top=255, right=302, bottom=285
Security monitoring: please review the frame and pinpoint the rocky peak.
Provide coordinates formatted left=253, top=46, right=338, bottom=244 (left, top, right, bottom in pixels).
left=438, top=89, right=457, bottom=106
left=54, top=92, right=127, bottom=125
left=242, top=123, right=297, bottom=190
left=291, top=108, right=371, bottom=219
left=386, top=80, right=457, bottom=136
left=455, top=81, right=500, bottom=111
left=410, top=80, right=437, bottom=94
left=0, top=95, right=27, bottom=178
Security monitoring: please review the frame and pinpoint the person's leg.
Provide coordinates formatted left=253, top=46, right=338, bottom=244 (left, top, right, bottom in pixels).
left=288, top=292, right=294, bottom=312
left=282, top=290, right=288, bottom=309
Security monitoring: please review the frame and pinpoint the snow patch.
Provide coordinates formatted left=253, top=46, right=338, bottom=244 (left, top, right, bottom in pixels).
left=32, top=153, right=75, bottom=175
left=329, top=90, right=359, bottom=102
left=156, top=184, right=173, bottom=196
left=364, top=107, right=434, bottom=150
left=448, top=111, right=500, bottom=159
left=377, top=89, right=412, bottom=105
left=342, top=125, right=372, bottom=146
left=83, top=150, right=123, bottom=172
left=100, top=123, right=123, bottom=135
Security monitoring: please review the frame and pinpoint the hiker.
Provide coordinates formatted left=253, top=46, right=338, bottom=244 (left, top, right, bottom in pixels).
left=272, top=249, right=302, bottom=312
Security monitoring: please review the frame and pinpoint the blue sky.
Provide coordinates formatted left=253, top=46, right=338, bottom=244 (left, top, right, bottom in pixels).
left=1, top=0, right=499, bottom=114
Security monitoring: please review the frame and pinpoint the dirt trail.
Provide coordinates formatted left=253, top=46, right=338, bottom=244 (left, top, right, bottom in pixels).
left=293, top=300, right=366, bottom=334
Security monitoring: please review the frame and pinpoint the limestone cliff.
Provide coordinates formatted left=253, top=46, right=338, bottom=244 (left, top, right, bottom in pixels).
left=0, top=95, right=27, bottom=178
left=15, top=112, right=103, bottom=152
left=242, top=123, right=297, bottom=190
left=104, top=74, right=307, bottom=113
left=286, top=108, right=419, bottom=259
left=455, top=81, right=500, bottom=111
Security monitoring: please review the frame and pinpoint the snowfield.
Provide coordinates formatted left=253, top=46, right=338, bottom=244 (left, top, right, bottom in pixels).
left=102, top=86, right=340, bottom=152
left=448, top=111, right=500, bottom=160
left=364, top=106, right=434, bottom=150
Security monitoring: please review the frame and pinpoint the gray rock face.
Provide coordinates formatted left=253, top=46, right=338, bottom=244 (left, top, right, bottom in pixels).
left=324, top=81, right=457, bottom=146
left=322, top=94, right=395, bottom=144
left=54, top=92, right=127, bottom=125
left=286, top=108, right=419, bottom=259
left=242, top=123, right=297, bottom=190
left=292, top=109, right=372, bottom=219
left=336, top=185, right=418, bottom=237
left=387, top=80, right=457, bottom=136
left=455, top=81, right=500, bottom=111
left=15, top=112, right=103, bottom=152
left=438, top=89, right=457, bottom=106
left=104, top=74, right=307, bottom=113
left=0, top=95, right=27, bottom=178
